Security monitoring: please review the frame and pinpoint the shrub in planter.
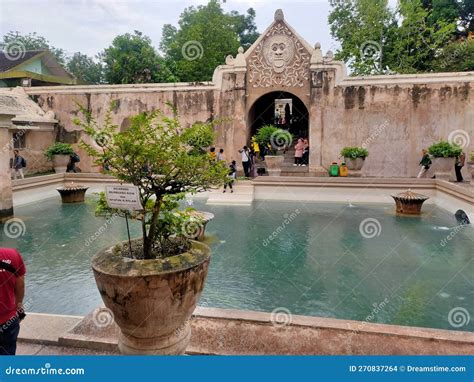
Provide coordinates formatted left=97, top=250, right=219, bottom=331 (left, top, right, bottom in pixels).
left=428, top=141, right=462, bottom=180
left=340, top=147, right=368, bottom=171
left=44, top=142, right=74, bottom=173
left=76, top=105, right=228, bottom=354
left=255, top=125, right=292, bottom=176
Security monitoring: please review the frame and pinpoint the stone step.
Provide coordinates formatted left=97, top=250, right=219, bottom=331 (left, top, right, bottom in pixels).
left=206, top=182, right=254, bottom=206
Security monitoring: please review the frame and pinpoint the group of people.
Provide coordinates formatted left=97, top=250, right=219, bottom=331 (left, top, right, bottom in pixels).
left=293, top=138, right=309, bottom=167
left=9, top=150, right=80, bottom=179
left=417, top=149, right=466, bottom=182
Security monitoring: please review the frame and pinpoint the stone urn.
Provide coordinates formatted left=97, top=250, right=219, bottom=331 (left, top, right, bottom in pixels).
left=391, top=189, right=429, bottom=215
left=188, top=211, right=214, bottom=241
left=344, top=157, right=365, bottom=171
left=265, top=155, right=285, bottom=176
left=431, top=157, right=456, bottom=181
left=91, top=239, right=211, bottom=355
left=52, top=154, right=70, bottom=173
left=57, top=183, right=88, bottom=203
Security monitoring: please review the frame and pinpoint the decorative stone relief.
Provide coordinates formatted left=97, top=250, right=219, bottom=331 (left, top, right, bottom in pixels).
left=248, top=22, right=310, bottom=88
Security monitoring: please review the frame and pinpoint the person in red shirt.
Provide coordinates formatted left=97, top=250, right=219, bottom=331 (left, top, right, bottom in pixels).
left=0, top=248, right=26, bottom=355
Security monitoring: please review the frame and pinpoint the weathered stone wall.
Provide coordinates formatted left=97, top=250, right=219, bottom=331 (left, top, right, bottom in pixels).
left=0, top=119, right=13, bottom=222
left=311, top=74, right=474, bottom=178
left=25, top=72, right=474, bottom=178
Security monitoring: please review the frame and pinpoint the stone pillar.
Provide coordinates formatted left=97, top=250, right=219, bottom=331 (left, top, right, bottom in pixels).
left=0, top=116, right=13, bottom=223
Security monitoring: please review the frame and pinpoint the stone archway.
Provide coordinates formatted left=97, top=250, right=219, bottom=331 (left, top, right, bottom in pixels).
left=248, top=91, right=310, bottom=139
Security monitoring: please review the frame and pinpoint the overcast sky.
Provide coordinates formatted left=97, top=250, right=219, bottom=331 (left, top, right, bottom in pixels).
left=0, top=0, right=397, bottom=59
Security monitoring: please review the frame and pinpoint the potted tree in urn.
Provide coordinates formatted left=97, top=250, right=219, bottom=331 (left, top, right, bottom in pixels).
left=427, top=141, right=462, bottom=180
left=75, top=105, right=227, bottom=355
left=45, top=142, right=74, bottom=173
left=255, top=125, right=293, bottom=176
left=340, top=147, right=369, bottom=173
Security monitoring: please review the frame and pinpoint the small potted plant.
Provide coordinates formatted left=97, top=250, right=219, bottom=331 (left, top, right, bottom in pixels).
left=255, top=125, right=293, bottom=176
left=340, top=147, right=369, bottom=172
left=76, top=105, right=227, bottom=355
left=45, top=142, right=74, bottom=173
left=427, top=141, right=462, bottom=180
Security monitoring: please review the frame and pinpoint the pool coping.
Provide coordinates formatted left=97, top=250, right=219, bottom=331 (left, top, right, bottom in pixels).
left=18, top=307, right=474, bottom=355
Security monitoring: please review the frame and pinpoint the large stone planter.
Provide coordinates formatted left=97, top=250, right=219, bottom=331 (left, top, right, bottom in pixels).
left=432, top=157, right=456, bottom=181
left=52, top=154, right=70, bottom=173
left=91, top=240, right=211, bottom=355
left=344, top=157, right=365, bottom=177
left=265, top=155, right=284, bottom=176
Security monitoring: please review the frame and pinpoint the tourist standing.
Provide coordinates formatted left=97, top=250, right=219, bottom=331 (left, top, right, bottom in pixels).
left=302, top=138, right=309, bottom=166
left=455, top=151, right=466, bottom=182
left=11, top=150, right=26, bottom=180
left=223, top=160, right=237, bottom=193
left=217, top=148, right=225, bottom=162
left=67, top=152, right=80, bottom=173
left=209, top=147, right=217, bottom=160
left=417, top=149, right=432, bottom=178
left=294, top=138, right=304, bottom=166
left=239, top=146, right=251, bottom=177
left=0, top=248, right=26, bottom=355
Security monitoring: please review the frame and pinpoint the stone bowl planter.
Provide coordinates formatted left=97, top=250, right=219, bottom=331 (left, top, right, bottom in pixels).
left=432, top=157, right=456, bottom=181
left=344, top=157, right=365, bottom=171
left=391, top=190, right=429, bottom=215
left=91, top=239, right=211, bottom=355
left=188, top=211, right=215, bottom=241
left=57, top=183, right=88, bottom=203
left=52, top=154, right=70, bottom=173
left=265, top=155, right=285, bottom=176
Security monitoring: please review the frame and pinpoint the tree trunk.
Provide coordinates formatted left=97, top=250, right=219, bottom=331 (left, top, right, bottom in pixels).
left=143, top=197, right=162, bottom=260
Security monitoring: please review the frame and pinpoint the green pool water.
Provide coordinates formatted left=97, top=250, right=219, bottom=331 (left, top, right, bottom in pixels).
left=1, top=196, right=472, bottom=332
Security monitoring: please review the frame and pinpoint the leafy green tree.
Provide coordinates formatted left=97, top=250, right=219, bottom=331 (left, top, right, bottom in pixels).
left=160, top=0, right=259, bottom=82
left=432, top=39, right=474, bottom=72
left=66, top=52, right=103, bottom=84
left=101, top=30, right=176, bottom=84
left=328, top=0, right=396, bottom=75
left=2, top=31, right=66, bottom=64
left=77, top=105, right=228, bottom=259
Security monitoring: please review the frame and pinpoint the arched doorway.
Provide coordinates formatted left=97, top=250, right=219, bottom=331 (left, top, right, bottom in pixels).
left=248, top=91, right=309, bottom=139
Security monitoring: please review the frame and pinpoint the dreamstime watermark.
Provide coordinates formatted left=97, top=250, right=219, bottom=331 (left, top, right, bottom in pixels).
left=92, top=307, right=115, bottom=328
left=440, top=224, right=466, bottom=247
left=270, top=307, right=292, bottom=327
left=270, top=129, right=293, bottom=151
left=3, top=218, right=26, bottom=239
left=362, top=120, right=389, bottom=149
left=2, top=128, right=27, bottom=153
left=447, top=129, right=470, bottom=150
left=0, top=40, right=26, bottom=61
left=91, top=130, right=112, bottom=149
left=359, top=218, right=381, bottom=239
left=359, top=40, right=382, bottom=71
left=448, top=307, right=470, bottom=328
left=181, top=41, right=204, bottom=61
left=350, top=298, right=390, bottom=337
left=84, top=214, right=119, bottom=247
left=181, top=217, right=205, bottom=239
left=262, top=209, right=300, bottom=247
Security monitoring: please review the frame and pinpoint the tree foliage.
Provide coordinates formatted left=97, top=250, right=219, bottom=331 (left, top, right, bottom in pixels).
left=66, top=52, right=103, bottom=84
left=329, top=0, right=470, bottom=75
left=101, top=30, right=176, bottom=84
left=76, top=104, right=228, bottom=259
left=160, top=0, right=259, bottom=82
left=2, top=31, right=66, bottom=64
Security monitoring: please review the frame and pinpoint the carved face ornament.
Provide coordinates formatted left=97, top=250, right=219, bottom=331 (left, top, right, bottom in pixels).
left=263, top=35, right=295, bottom=73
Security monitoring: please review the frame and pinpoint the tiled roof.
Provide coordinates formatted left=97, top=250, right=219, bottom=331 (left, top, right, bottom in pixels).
left=0, top=50, right=44, bottom=72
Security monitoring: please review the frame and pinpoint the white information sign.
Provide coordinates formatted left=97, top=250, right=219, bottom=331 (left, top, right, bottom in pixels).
left=105, top=185, right=143, bottom=211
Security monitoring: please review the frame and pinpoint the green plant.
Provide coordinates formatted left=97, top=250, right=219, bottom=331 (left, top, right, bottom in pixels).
left=77, top=104, right=228, bottom=260
left=340, top=146, right=369, bottom=159
left=470, top=151, right=474, bottom=162
left=255, top=125, right=293, bottom=155
left=44, top=142, right=74, bottom=160
left=427, top=141, right=462, bottom=158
